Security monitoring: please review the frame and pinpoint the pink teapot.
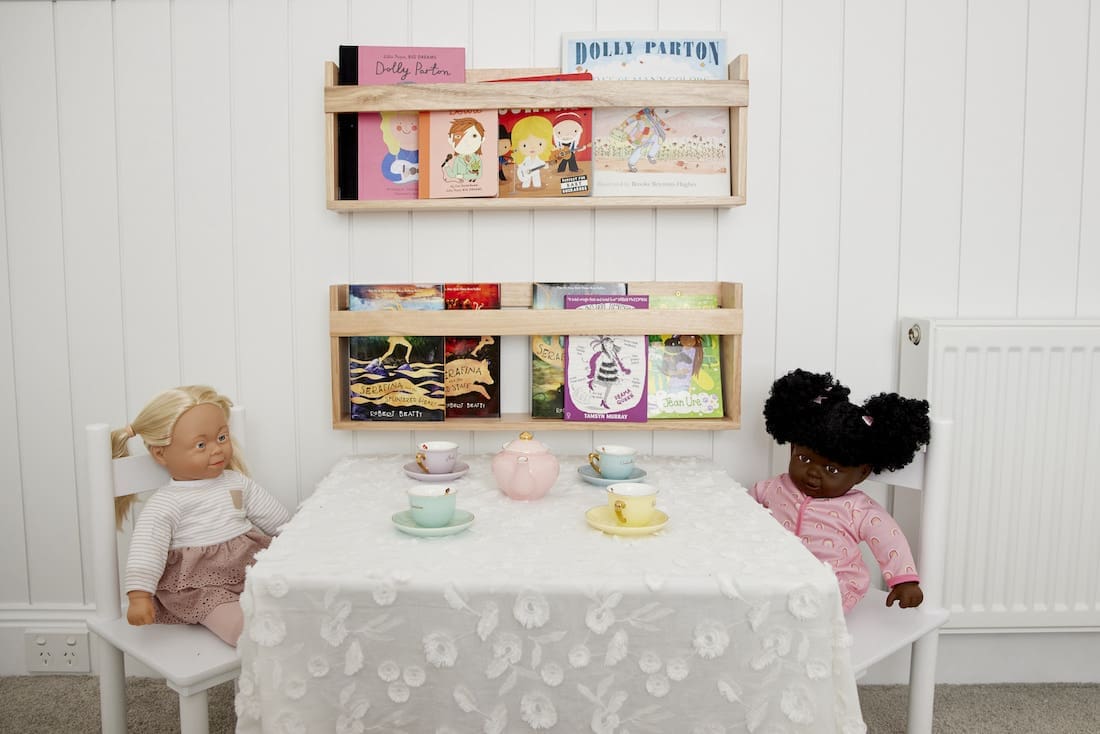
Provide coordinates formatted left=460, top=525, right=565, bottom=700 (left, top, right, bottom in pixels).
left=491, top=431, right=560, bottom=500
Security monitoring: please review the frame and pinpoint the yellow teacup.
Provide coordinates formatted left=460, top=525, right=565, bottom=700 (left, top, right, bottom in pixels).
left=606, top=482, right=659, bottom=527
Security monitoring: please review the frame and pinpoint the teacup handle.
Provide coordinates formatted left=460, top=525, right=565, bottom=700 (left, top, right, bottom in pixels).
left=587, top=451, right=602, bottom=475
left=415, top=452, right=429, bottom=473
left=613, top=499, right=628, bottom=524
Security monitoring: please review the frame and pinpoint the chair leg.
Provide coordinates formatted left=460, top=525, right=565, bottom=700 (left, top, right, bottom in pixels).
left=178, top=689, right=210, bottom=734
left=96, top=640, right=127, bottom=734
left=906, top=631, right=941, bottom=734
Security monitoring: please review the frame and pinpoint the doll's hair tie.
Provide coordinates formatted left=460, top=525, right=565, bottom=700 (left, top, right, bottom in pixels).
left=124, top=424, right=136, bottom=438
left=813, top=395, right=826, bottom=404
left=862, top=414, right=874, bottom=427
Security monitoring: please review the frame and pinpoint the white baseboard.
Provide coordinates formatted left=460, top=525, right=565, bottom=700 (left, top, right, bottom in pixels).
left=3, top=607, right=1098, bottom=682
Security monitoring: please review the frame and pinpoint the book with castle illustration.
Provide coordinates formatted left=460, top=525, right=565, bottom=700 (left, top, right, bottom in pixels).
left=560, top=33, right=730, bottom=197
left=347, top=284, right=445, bottom=421
left=562, top=294, right=649, bottom=423
left=646, top=293, right=724, bottom=419
left=418, top=109, right=499, bottom=199
left=443, top=283, right=501, bottom=418
left=491, top=72, right=594, bottom=197
left=336, top=45, right=465, bottom=200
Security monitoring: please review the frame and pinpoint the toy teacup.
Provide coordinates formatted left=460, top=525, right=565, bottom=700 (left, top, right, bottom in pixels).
left=606, top=482, right=658, bottom=527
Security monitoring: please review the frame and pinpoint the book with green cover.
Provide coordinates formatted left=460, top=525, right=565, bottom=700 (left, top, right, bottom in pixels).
left=646, top=293, right=723, bottom=419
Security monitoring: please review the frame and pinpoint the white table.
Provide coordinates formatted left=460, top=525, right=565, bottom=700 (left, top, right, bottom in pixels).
left=235, top=454, right=865, bottom=733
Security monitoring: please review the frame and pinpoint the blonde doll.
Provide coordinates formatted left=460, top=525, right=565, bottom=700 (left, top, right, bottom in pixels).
left=113, top=385, right=290, bottom=646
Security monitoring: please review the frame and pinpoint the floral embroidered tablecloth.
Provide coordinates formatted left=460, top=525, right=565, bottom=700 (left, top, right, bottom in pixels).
left=236, top=454, right=865, bottom=734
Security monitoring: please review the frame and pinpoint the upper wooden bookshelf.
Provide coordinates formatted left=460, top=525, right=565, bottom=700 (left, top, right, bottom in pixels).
left=323, top=57, right=749, bottom=211
left=329, top=281, right=743, bottom=432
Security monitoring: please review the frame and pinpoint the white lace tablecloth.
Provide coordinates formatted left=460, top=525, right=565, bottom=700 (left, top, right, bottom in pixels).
left=235, top=454, right=865, bottom=734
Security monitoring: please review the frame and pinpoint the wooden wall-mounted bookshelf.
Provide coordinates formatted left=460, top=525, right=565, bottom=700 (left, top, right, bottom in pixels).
left=329, top=281, right=743, bottom=432
left=323, top=57, right=749, bottom=211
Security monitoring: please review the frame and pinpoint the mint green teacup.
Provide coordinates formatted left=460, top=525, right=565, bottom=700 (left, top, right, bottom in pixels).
left=588, top=444, right=637, bottom=480
left=407, top=485, right=457, bottom=528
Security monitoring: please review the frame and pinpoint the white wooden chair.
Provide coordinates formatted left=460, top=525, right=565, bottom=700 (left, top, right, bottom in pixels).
left=85, top=406, right=244, bottom=734
left=848, top=416, right=954, bottom=734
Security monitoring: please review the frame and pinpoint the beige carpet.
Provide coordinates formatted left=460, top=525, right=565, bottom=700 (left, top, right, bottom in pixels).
left=0, top=676, right=1098, bottom=733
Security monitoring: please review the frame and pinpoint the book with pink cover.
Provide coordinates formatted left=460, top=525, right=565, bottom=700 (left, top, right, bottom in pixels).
left=418, top=109, right=498, bottom=199
left=341, top=45, right=465, bottom=201
left=562, top=294, right=649, bottom=423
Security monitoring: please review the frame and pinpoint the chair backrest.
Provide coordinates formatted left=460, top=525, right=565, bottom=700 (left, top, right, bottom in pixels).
left=85, top=406, right=245, bottom=620
left=868, top=417, right=954, bottom=608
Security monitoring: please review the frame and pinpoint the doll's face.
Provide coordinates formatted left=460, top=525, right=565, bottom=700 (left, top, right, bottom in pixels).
left=788, top=444, right=871, bottom=499
left=152, top=403, right=233, bottom=481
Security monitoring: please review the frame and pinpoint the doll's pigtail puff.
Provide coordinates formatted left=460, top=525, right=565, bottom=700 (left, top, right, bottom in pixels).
left=112, top=385, right=249, bottom=528
left=763, top=369, right=930, bottom=472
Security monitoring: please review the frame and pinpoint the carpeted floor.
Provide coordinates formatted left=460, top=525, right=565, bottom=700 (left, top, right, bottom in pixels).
left=0, top=676, right=1098, bottom=733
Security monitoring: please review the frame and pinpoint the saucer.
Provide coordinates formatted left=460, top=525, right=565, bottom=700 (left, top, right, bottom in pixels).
left=577, top=465, right=648, bottom=487
left=391, top=509, right=475, bottom=537
left=585, top=506, right=668, bottom=536
left=403, top=461, right=470, bottom=482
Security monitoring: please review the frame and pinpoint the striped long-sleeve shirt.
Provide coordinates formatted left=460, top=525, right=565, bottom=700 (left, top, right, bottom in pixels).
left=124, top=470, right=291, bottom=594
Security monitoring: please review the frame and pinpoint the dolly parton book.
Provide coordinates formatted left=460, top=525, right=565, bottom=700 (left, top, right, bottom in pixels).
left=444, top=283, right=501, bottom=418
left=348, top=284, right=445, bottom=421
left=530, top=282, right=627, bottom=418
left=646, top=293, right=723, bottom=419
left=560, top=33, right=730, bottom=197
left=336, top=45, right=465, bottom=200
left=562, top=294, right=649, bottom=423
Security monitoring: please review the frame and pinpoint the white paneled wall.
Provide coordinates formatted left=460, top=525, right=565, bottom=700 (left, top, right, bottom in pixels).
left=0, top=0, right=1097, bottom=680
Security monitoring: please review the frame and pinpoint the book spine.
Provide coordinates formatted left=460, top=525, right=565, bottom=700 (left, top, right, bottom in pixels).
left=337, top=45, right=358, bottom=200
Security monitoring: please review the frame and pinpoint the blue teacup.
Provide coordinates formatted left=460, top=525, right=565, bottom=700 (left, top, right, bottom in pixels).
left=407, top=485, right=457, bottom=527
left=587, top=445, right=637, bottom=480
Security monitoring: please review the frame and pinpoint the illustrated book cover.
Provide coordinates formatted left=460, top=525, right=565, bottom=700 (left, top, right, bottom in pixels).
left=491, top=72, right=593, bottom=198
left=560, top=33, right=730, bottom=197
left=443, top=283, right=501, bottom=418
left=646, top=293, right=723, bottom=419
left=336, top=45, right=465, bottom=201
left=530, top=282, right=627, bottom=418
left=562, top=294, right=649, bottom=422
left=418, top=109, right=499, bottom=199
left=347, top=283, right=445, bottom=421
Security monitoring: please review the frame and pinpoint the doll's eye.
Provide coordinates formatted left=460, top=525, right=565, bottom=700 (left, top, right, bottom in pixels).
left=217, top=433, right=229, bottom=443
left=195, top=441, right=206, bottom=450
left=796, top=454, right=810, bottom=464
left=825, top=465, right=840, bottom=475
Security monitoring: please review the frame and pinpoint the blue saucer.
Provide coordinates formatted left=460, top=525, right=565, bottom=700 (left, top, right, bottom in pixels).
left=577, top=465, right=648, bottom=487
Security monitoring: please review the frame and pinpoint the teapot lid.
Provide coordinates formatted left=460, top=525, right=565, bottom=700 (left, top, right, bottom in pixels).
left=502, top=431, right=551, bottom=454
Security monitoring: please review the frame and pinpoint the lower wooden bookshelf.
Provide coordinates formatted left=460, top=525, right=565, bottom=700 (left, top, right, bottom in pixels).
left=330, top=281, right=742, bottom=431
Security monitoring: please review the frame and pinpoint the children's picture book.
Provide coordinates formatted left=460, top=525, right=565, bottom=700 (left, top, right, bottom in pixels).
left=418, top=109, right=499, bottom=199
left=491, top=73, right=593, bottom=198
left=530, top=282, right=628, bottom=418
left=562, top=295, right=649, bottom=423
left=337, top=46, right=466, bottom=201
left=348, top=284, right=445, bottom=421
left=646, top=293, right=723, bottom=419
left=560, top=33, right=730, bottom=197
left=443, top=283, right=501, bottom=418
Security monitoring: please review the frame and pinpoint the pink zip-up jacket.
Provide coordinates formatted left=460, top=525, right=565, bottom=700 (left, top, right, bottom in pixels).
left=750, top=473, right=919, bottom=612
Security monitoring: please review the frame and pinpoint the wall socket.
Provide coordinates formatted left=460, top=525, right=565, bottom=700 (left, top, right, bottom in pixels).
left=25, top=629, right=91, bottom=673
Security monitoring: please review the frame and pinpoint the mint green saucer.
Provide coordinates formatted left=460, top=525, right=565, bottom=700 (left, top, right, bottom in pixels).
left=391, top=509, right=475, bottom=537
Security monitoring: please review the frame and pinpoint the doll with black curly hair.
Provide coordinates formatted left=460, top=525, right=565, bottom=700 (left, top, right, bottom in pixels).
left=751, top=369, right=931, bottom=613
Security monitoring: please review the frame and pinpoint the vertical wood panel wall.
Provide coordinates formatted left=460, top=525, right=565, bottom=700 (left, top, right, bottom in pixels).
left=0, top=0, right=1097, bottom=636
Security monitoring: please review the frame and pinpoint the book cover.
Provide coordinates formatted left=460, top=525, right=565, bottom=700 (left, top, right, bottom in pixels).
left=646, top=293, right=723, bottom=419
left=444, top=283, right=501, bottom=418
left=336, top=46, right=466, bottom=201
left=530, top=282, right=627, bottom=418
left=348, top=284, right=446, bottom=421
left=418, top=109, right=498, bottom=199
left=562, top=295, right=649, bottom=423
left=560, top=33, right=730, bottom=197
left=492, top=73, right=593, bottom=197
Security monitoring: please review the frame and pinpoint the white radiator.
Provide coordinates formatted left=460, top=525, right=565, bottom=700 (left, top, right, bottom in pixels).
left=898, top=318, right=1100, bottom=631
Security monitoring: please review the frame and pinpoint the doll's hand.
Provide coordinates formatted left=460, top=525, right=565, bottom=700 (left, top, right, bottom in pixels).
left=886, top=581, right=924, bottom=609
left=126, top=591, right=156, bottom=625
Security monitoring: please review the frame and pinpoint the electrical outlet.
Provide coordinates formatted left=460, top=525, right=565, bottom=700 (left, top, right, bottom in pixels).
left=25, top=629, right=91, bottom=673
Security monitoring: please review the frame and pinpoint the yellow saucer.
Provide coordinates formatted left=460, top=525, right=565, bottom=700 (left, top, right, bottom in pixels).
left=585, top=506, right=669, bottom=536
